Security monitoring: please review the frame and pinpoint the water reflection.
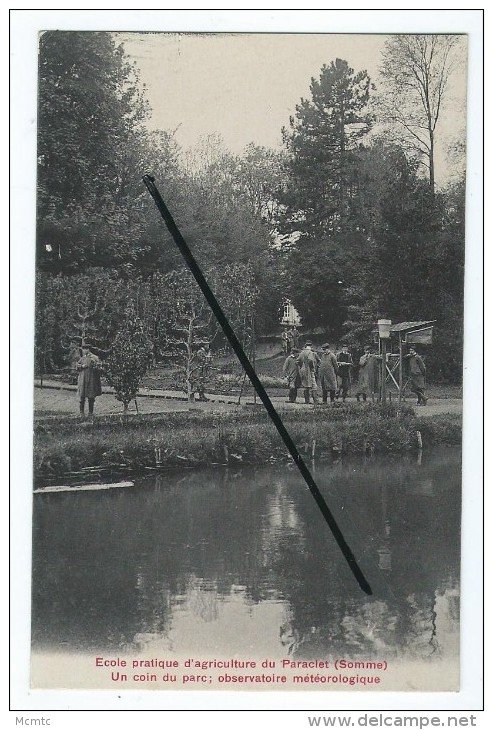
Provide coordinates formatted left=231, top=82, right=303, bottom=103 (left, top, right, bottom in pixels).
left=32, top=447, right=460, bottom=663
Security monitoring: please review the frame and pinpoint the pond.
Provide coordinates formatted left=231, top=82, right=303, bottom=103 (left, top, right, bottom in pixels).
left=31, top=447, right=461, bottom=691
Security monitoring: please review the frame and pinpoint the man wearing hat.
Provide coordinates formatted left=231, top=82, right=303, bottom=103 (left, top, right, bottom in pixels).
left=319, top=343, right=339, bottom=404
left=336, top=344, right=354, bottom=402
left=296, top=341, right=320, bottom=404
left=282, top=346, right=301, bottom=403
left=404, top=347, right=428, bottom=405
left=76, top=342, right=102, bottom=416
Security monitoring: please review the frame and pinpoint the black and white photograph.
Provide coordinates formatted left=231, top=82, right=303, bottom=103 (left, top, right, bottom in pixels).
left=10, top=8, right=484, bottom=715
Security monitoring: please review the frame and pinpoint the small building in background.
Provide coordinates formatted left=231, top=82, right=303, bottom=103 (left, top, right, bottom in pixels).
left=280, top=300, right=302, bottom=329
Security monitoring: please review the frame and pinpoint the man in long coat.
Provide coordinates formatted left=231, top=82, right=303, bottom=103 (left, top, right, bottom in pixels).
left=405, top=348, right=427, bottom=405
left=336, top=345, right=354, bottom=401
left=355, top=346, right=379, bottom=402
left=194, top=346, right=213, bottom=401
left=319, top=343, right=339, bottom=404
left=297, top=341, right=319, bottom=404
left=77, top=345, right=102, bottom=415
left=282, top=347, right=301, bottom=402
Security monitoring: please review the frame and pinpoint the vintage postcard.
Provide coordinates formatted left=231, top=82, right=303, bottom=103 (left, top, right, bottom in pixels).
left=11, top=9, right=483, bottom=714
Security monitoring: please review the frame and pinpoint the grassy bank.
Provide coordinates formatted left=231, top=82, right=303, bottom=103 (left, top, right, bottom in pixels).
left=33, top=404, right=462, bottom=484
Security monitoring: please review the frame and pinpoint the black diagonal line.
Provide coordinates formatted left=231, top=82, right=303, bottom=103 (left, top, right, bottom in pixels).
left=142, top=175, right=372, bottom=595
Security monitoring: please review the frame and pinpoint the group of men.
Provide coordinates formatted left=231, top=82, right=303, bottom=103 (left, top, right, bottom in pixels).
left=282, top=341, right=353, bottom=405
left=282, top=341, right=428, bottom=405
left=281, top=327, right=301, bottom=355
left=74, top=338, right=428, bottom=416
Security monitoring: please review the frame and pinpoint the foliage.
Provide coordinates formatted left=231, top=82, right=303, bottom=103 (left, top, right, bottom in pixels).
left=214, top=262, right=259, bottom=351
left=35, top=269, right=136, bottom=371
left=34, top=272, right=58, bottom=379
left=154, top=268, right=217, bottom=400
left=340, top=144, right=465, bottom=378
left=103, top=306, right=153, bottom=410
left=37, top=31, right=149, bottom=273
left=34, top=37, right=466, bottom=386
left=279, top=60, right=374, bottom=333
left=152, top=264, right=261, bottom=399
left=281, top=58, right=373, bottom=236
left=234, top=143, right=287, bottom=224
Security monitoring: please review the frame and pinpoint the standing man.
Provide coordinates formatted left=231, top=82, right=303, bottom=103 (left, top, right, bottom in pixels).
left=319, top=343, right=339, bottom=404
left=336, top=344, right=354, bottom=402
left=283, top=347, right=301, bottom=403
left=195, top=345, right=212, bottom=402
left=291, top=327, right=300, bottom=351
left=355, top=346, right=373, bottom=403
left=281, top=330, right=290, bottom=356
left=77, top=343, right=102, bottom=416
left=405, top=348, right=428, bottom=405
left=297, top=341, right=320, bottom=404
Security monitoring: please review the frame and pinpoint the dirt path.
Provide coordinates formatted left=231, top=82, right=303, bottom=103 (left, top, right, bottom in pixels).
left=411, top=400, right=462, bottom=417
left=34, top=379, right=462, bottom=419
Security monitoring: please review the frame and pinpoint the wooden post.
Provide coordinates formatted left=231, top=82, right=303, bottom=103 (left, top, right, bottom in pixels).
left=237, top=370, right=247, bottom=405
left=381, top=338, right=387, bottom=404
left=398, top=333, right=403, bottom=404
left=252, top=315, right=257, bottom=406
left=377, top=335, right=382, bottom=403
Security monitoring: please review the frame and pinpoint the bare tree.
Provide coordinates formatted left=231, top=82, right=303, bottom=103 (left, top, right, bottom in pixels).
left=156, top=265, right=259, bottom=402
left=159, top=269, right=219, bottom=402
left=379, top=34, right=462, bottom=193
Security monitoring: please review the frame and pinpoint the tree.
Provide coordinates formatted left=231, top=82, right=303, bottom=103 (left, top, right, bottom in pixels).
left=52, top=269, right=131, bottom=361
left=34, top=273, right=58, bottom=383
left=158, top=268, right=219, bottom=401
left=152, top=264, right=262, bottom=400
left=282, top=58, right=373, bottom=237
left=37, top=31, right=149, bottom=273
left=379, top=35, right=462, bottom=194
left=234, top=143, right=287, bottom=225
left=213, top=262, right=260, bottom=374
left=279, top=60, right=374, bottom=333
left=340, top=140, right=465, bottom=382
left=103, top=306, right=153, bottom=411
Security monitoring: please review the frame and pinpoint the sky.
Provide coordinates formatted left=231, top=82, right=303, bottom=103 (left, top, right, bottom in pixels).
left=119, top=32, right=467, bottom=185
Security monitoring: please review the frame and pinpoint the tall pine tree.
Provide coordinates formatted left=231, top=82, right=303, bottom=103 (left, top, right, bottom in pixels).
left=282, top=59, right=372, bottom=237
left=280, top=59, right=373, bottom=332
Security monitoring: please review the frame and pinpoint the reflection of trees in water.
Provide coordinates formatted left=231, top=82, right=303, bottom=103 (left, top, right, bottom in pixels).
left=32, top=489, right=149, bottom=652
left=271, top=450, right=461, bottom=660
left=185, top=575, right=220, bottom=622
left=405, top=593, right=440, bottom=657
left=260, top=478, right=307, bottom=570
left=340, top=601, right=399, bottom=655
left=32, top=450, right=461, bottom=658
left=33, top=467, right=290, bottom=651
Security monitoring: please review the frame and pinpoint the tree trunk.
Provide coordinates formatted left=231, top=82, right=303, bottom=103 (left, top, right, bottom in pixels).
left=186, top=316, right=194, bottom=402
left=429, top=131, right=435, bottom=195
